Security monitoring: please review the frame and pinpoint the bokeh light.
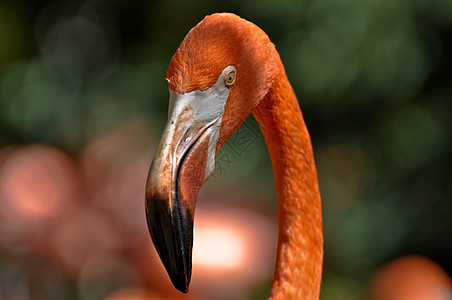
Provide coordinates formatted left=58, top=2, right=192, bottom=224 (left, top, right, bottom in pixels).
left=370, top=256, right=452, bottom=300
left=191, top=203, right=277, bottom=299
left=0, top=145, right=80, bottom=252
left=194, top=226, right=244, bottom=269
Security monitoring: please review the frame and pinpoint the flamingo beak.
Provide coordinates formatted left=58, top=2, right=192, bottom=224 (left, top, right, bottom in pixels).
left=145, top=73, right=232, bottom=293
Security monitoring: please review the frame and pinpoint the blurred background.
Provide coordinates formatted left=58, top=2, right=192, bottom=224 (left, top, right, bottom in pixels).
left=0, top=0, right=451, bottom=299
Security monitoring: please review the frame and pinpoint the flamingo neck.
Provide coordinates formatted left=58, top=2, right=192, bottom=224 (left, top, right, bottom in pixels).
left=252, top=67, right=323, bottom=299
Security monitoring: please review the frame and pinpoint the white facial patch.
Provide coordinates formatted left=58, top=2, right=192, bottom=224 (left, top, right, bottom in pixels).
left=165, top=66, right=235, bottom=182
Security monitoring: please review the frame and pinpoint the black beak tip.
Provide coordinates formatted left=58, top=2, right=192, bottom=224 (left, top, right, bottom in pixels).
left=171, top=273, right=190, bottom=293
left=145, top=195, right=193, bottom=294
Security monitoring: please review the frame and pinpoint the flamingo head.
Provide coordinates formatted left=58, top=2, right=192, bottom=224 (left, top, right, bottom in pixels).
left=145, top=13, right=278, bottom=293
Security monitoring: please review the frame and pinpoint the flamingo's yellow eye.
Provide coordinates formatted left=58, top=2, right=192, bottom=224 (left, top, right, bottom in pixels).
left=224, top=69, right=236, bottom=87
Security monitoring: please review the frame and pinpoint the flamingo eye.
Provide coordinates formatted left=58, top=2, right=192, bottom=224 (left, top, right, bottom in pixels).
left=224, top=69, right=236, bottom=87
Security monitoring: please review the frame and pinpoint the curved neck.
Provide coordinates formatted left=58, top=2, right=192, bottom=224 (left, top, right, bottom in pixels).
left=252, top=66, right=323, bottom=299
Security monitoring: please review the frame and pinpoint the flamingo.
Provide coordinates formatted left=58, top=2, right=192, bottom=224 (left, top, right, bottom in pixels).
left=145, top=13, right=323, bottom=299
